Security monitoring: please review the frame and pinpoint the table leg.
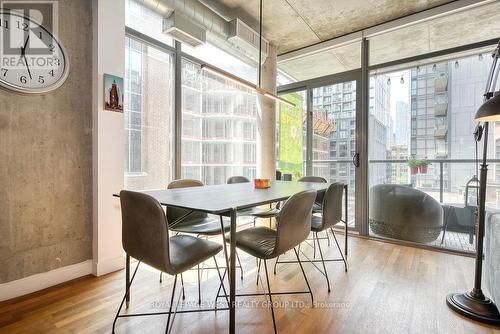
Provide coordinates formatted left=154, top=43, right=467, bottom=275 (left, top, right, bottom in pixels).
left=229, top=209, right=236, bottom=334
left=125, top=254, right=130, bottom=308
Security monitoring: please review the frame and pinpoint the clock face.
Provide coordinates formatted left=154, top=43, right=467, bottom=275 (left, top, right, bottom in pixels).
left=0, top=10, right=69, bottom=94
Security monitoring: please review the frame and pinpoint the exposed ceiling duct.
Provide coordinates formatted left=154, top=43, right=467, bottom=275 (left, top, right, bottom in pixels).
left=136, top=0, right=269, bottom=63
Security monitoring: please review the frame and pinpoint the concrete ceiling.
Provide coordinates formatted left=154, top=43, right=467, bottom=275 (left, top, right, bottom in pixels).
left=201, top=0, right=455, bottom=54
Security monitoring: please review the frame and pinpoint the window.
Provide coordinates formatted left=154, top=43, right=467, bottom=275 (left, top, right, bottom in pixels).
left=124, top=37, right=174, bottom=190
left=368, top=49, right=500, bottom=252
left=125, top=0, right=173, bottom=46
left=181, top=59, right=258, bottom=185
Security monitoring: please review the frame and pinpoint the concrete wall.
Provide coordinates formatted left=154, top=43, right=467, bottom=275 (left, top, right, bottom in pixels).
left=0, top=0, right=93, bottom=283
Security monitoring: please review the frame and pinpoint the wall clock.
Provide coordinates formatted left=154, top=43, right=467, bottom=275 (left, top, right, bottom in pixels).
left=0, top=10, right=69, bottom=94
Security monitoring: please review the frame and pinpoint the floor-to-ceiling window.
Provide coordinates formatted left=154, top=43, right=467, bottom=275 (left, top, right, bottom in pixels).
left=180, top=59, right=258, bottom=185
left=276, top=91, right=307, bottom=179
left=368, top=50, right=500, bottom=252
left=124, top=37, right=174, bottom=190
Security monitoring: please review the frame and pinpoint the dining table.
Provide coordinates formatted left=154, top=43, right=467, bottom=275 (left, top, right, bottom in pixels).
left=114, top=180, right=338, bottom=333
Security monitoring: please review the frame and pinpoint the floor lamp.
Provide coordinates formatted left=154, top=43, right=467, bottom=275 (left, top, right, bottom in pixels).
left=446, top=41, right=500, bottom=325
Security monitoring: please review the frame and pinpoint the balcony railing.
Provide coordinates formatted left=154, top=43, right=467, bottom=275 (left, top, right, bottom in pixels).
left=369, top=159, right=500, bottom=203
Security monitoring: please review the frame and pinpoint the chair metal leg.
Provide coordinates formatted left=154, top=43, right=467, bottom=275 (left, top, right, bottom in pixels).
left=294, top=248, right=314, bottom=305
left=263, top=260, right=277, bottom=334
left=236, top=250, right=244, bottom=280
left=213, top=256, right=229, bottom=304
left=273, top=255, right=279, bottom=275
left=256, top=259, right=261, bottom=285
left=326, top=229, right=331, bottom=247
left=219, top=216, right=231, bottom=273
left=165, top=274, right=178, bottom=334
left=126, top=254, right=130, bottom=308
left=331, top=230, right=348, bottom=272
left=112, top=261, right=140, bottom=334
left=159, top=271, right=163, bottom=283
left=180, top=273, right=186, bottom=300
left=315, top=232, right=331, bottom=292
left=197, top=264, right=201, bottom=305
left=313, top=232, right=317, bottom=259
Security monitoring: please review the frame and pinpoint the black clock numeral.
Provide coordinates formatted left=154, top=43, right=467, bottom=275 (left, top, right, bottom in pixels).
left=0, top=18, right=9, bottom=29
left=16, top=20, right=28, bottom=31
left=49, top=70, right=55, bottom=77
left=1, top=68, right=7, bottom=77
left=38, top=76, right=44, bottom=84
left=49, top=44, right=55, bottom=53
left=20, top=76, right=27, bottom=84
left=38, top=31, right=43, bottom=39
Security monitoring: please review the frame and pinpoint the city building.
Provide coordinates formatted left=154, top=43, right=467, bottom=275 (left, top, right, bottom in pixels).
left=181, top=62, right=258, bottom=185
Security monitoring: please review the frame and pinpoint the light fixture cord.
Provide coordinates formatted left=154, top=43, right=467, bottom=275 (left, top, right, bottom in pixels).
left=258, top=0, right=263, bottom=88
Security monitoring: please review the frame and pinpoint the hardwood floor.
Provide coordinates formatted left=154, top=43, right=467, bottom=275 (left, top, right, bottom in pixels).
left=0, top=234, right=498, bottom=334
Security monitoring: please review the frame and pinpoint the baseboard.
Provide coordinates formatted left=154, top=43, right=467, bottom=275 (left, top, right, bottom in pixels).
left=0, top=260, right=93, bottom=301
left=93, top=255, right=125, bottom=276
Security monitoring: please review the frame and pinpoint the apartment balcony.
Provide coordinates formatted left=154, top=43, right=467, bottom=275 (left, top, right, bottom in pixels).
left=369, top=158, right=500, bottom=253
left=434, top=128, right=448, bottom=139
left=434, top=102, right=448, bottom=116
left=435, top=74, right=448, bottom=92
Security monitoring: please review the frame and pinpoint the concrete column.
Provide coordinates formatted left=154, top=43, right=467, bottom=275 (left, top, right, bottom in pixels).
left=256, top=44, right=277, bottom=179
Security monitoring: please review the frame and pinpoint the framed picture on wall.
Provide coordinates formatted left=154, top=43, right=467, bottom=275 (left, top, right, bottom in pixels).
left=103, top=74, right=124, bottom=113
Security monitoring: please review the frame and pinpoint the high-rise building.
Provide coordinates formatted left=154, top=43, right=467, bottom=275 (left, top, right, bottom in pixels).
left=409, top=57, right=496, bottom=200
left=181, top=62, right=258, bottom=185
left=310, top=77, right=391, bottom=189
left=369, top=76, right=392, bottom=186
left=395, top=101, right=409, bottom=146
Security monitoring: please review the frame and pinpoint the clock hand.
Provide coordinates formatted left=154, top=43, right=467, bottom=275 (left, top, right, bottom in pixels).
left=20, top=36, right=32, bottom=80
left=24, top=54, right=33, bottom=80
left=20, top=47, right=32, bottom=80
left=22, top=35, right=30, bottom=53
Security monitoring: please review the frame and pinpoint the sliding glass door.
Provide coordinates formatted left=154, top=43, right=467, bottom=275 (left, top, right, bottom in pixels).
left=310, top=79, right=359, bottom=229
left=278, top=72, right=362, bottom=231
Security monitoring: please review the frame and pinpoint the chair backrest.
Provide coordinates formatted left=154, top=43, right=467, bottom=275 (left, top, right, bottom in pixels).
left=298, top=176, right=328, bottom=205
left=166, top=179, right=207, bottom=225
left=120, top=190, right=172, bottom=273
left=320, top=183, right=344, bottom=230
left=227, top=176, right=250, bottom=184
left=274, top=190, right=316, bottom=256
left=298, top=176, right=327, bottom=183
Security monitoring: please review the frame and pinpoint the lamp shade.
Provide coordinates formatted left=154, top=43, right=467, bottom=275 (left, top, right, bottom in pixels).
left=475, top=92, right=500, bottom=121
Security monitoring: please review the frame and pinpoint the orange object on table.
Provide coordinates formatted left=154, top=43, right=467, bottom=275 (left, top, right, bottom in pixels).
left=254, top=178, right=270, bottom=189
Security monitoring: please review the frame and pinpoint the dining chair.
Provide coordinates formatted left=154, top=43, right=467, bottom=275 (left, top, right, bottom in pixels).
left=274, top=183, right=348, bottom=293
left=112, top=190, right=227, bottom=334
left=297, top=176, right=327, bottom=213
left=298, top=176, right=330, bottom=248
left=163, top=179, right=244, bottom=305
left=219, top=190, right=317, bottom=334
left=226, top=176, right=280, bottom=227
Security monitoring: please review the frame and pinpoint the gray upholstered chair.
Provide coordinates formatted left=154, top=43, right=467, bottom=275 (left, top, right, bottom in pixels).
left=164, top=179, right=244, bottom=304
left=223, top=190, right=317, bottom=334
left=227, top=176, right=280, bottom=226
left=275, top=183, right=347, bottom=293
left=369, top=184, right=444, bottom=243
left=298, top=176, right=328, bottom=213
left=112, top=190, right=226, bottom=334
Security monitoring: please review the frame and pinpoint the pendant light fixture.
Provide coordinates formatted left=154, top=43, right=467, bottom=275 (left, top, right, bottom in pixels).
left=200, top=0, right=295, bottom=107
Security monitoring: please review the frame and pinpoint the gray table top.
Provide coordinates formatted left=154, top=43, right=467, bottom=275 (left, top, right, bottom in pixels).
left=114, top=180, right=330, bottom=214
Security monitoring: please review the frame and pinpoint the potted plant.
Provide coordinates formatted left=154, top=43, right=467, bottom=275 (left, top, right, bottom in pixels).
left=408, top=156, right=419, bottom=175
left=418, top=158, right=429, bottom=174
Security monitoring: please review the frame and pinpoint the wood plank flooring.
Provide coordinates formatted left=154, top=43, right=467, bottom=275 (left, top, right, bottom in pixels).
left=0, top=234, right=498, bottom=334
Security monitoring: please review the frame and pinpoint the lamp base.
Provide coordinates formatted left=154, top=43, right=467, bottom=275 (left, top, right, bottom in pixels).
left=446, top=291, right=500, bottom=326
